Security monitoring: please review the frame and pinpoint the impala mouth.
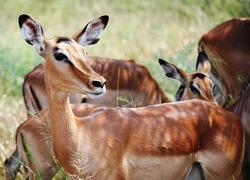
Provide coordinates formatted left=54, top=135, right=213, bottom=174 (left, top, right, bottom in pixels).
left=85, top=86, right=106, bottom=99
left=88, top=92, right=103, bottom=95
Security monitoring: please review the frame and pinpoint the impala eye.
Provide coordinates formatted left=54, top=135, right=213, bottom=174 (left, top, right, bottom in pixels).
left=54, top=52, right=68, bottom=61
left=190, top=85, right=200, bottom=95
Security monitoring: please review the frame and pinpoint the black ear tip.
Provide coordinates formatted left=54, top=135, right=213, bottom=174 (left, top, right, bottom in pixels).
left=18, top=14, right=30, bottom=28
left=158, top=58, right=166, bottom=65
left=100, top=15, right=109, bottom=26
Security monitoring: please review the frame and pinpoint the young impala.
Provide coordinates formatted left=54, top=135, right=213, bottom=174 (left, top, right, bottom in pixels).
left=12, top=14, right=244, bottom=179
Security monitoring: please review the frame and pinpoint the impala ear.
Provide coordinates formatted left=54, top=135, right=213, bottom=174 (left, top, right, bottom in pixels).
left=159, top=58, right=187, bottom=84
left=18, top=14, right=45, bottom=56
left=73, top=15, right=109, bottom=47
left=196, top=51, right=211, bottom=75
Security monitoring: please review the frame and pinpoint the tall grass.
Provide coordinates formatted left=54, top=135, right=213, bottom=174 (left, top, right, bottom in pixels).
left=0, top=0, right=250, bottom=178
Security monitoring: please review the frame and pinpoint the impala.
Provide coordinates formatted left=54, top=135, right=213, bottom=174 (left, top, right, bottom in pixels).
left=158, top=57, right=218, bottom=180
left=11, top=14, right=244, bottom=179
left=5, top=63, right=169, bottom=179
left=195, top=18, right=250, bottom=178
left=197, top=18, right=250, bottom=107
left=159, top=57, right=216, bottom=104
left=5, top=19, right=170, bottom=180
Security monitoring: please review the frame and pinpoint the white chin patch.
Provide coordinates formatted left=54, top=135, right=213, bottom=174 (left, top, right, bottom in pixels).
left=87, top=85, right=106, bottom=99
left=102, top=85, right=106, bottom=94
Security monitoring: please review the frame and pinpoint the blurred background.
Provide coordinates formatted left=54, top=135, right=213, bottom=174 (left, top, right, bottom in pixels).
left=0, top=0, right=250, bottom=178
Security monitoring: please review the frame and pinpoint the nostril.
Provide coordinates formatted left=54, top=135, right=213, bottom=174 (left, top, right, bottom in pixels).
left=92, top=80, right=103, bottom=88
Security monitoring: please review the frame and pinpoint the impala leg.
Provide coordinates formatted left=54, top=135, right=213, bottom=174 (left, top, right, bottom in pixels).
left=185, top=162, right=206, bottom=180
left=4, top=148, right=22, bottom=180
left=16, top=119, right=59, bottom=179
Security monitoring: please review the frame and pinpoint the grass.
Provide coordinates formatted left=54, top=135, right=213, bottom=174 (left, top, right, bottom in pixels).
left=0, top=0, right=250, bottom=178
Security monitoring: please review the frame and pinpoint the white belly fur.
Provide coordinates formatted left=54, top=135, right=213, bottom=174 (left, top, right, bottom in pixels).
left=122, top=153, right=195, bottom=180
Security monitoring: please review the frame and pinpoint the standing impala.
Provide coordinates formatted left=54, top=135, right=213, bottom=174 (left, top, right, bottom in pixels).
left=5, top=19, right=169, bottom=180
left=13, top=14, right=244, bottom=179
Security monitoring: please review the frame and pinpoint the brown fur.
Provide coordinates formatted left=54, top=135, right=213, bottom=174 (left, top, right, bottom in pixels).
left=198, top=18, right=250, bottom=177
left=17, top=99, right=244, bottom=179
left=199, top=18, right=250, bottom=106
left=9, top=16, right=244, bottom=179
left=19, top=37, right=243, bottom=180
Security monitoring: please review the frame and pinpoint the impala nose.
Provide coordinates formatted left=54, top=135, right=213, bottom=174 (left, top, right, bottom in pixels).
left=92, top=80, right=104, bottom=88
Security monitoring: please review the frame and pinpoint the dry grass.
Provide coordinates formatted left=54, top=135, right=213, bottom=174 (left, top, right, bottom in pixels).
left=0, top=96, right=26, bottom=178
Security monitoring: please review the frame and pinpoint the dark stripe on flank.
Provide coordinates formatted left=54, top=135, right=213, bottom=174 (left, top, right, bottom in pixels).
left=22, top=81, right=29, bottom=110
left=29, top=85, right=42, bottom=111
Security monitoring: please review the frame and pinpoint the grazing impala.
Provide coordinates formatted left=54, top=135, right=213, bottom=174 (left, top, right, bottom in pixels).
left=11, top=14, right=244, bottom=179
left=23, top=57, right=169, bottom=115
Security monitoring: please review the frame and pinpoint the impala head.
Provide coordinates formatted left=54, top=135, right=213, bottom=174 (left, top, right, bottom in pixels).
left=18, top=14, right=108, bottom=98
left=159, top=58, right=217, bottom=104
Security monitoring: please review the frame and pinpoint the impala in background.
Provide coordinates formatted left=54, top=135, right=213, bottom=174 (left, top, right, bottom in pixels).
left=196, top=18, right=250, bottom=178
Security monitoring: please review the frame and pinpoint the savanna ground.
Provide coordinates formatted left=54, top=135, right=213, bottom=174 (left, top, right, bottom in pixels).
left=0, top=0, right=250, bottom=179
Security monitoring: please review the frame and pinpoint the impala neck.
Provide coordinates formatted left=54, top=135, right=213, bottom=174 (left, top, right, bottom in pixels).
left=43, top=64, right=78, bottom=153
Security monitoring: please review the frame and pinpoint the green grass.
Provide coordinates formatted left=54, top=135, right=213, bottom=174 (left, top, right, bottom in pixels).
left=0, top=0, right=250, bottom=178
